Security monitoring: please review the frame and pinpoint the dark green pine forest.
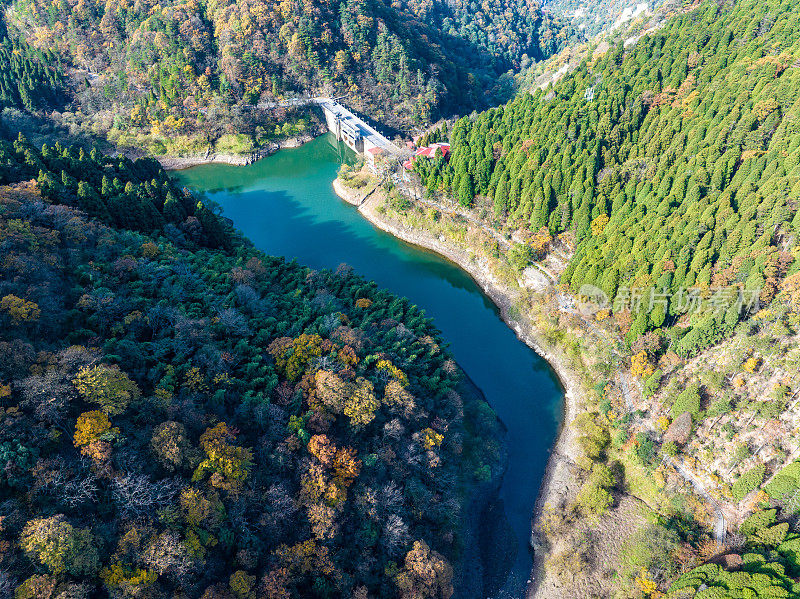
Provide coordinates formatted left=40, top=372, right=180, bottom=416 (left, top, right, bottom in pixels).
left=415, top=0, right=800, bottom=358
left=0, top=36, right=63, bottom=113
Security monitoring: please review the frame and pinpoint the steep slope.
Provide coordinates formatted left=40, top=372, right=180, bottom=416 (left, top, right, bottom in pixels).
left=415, top=0, right=800, bottom=355
left=543, top=0, right=657, bottom=37
left=0, top=140, right=502, bottom=598
left=0, top=134, right=231, bottom=246
left=372, top=0, right=800, bottom=594
left=3, top=0, right=573, bottom=148
left=0, top=34, right=64, bottom=112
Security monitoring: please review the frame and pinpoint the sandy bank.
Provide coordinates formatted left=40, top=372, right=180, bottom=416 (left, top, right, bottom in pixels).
left=332, top=178, right=584, bottom=598
left=158, top=134, right=318, bottom=171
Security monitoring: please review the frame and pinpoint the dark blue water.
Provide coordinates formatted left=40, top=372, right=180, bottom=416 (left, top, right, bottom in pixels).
left=176, top=133, right=564, bottom=598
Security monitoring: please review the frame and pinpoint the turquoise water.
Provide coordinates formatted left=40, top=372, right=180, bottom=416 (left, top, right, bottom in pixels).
left=176, top=133, right=564, bottom=598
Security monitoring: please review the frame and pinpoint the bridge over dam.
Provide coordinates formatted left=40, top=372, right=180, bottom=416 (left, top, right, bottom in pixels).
left=257, top=96, right=402, bottom=159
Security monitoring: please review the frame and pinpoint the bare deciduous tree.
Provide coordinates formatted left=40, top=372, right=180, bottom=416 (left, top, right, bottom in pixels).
left=17, top=370, right=74, bottom=426
left=32, top=458, right=99, bottom=509
left=111, top=474, right=181, bottom=518
left=383, top=514, right=409, bottom=554
left=143, top=531, right=194, bottom=579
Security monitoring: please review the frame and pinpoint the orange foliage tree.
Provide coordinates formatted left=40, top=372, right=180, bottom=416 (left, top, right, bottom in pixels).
left=395, top=540, right=454, bottom=599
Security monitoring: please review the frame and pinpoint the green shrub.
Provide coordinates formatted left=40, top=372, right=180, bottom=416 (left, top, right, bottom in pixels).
left=732, top=464, right=766, bottom=501
left=643, top=369, right=663, bottom=398
left=619, top=524, right=680, bottom=582
left=574, top=463, right=614, bottom=515
left=508, top=242, right=534, bottom=272
left=474, top=464, right=491, bottom=482
left=573, top=413, right=609, bottom=460
left=634, top=431, right=657, bottom=467
left=740, top=509, right=777, bottom=537
left=766, top=462, right=800, bottom=502
left=662, top=440, right=677, bottom=457
left=215, top=134, right=254, bottom=154
left=671, top=384, right=701, bottom=418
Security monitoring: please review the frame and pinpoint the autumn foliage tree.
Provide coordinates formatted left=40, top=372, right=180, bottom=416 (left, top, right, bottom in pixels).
left=192, top=423, right=253, bottom=493
left=20, top=515, right=99, bottom=576
left=0, top=162, right=500, bottom=598
left=0, top=294, right=41, bottom=323
left=73, top=364, right=140, bottom=416
left=395, top=540, right=454, bottom=599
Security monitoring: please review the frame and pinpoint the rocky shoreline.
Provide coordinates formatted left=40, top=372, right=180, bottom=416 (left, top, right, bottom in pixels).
left=158, top=132, right=320, bottom=170
left=332, top=178, right=585, bottom=598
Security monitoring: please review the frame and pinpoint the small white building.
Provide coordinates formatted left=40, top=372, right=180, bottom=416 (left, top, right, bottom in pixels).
left=365, top=146, right=384, bottom=172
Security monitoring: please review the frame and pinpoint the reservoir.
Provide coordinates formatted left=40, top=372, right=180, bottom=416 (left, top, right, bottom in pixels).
left=176, top=133, right=563, bottom=598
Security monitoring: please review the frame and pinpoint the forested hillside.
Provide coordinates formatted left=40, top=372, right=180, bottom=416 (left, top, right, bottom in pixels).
left=3, top=0, right=573, bottom=150
left=543, top=0, right=657, bottom=37
left=0, top=35, right=63, bottom=112
left=415, top=0, right=800, bottom=357
left=0, top=134, right=231, bottom=247
left=0, top=141, right=501, bottom=597
left=370, top=0, right=800, bottom=593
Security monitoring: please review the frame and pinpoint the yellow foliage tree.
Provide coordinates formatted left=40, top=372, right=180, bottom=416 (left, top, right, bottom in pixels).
left=180, top=487, right=217, bottom=528
left=422, top=428, right=444, bottom=450
left=308, top=434, right=336, bottom=466
left=631, top=351, right=655, bottom=378
left=229, top=570, right=256, bottom=598
left=20, top=515, right=99, bottom=576
left=635, top=569, right=658, bottom=596
left=314, top=370, right=351, bottom=413
left=344, top=377, right=379, bottom=427
left=384, top=380, right=416, bottom=417
left=184, top=366, right=209, bottom=393
left=74, top=410, right=118, bottom=448
left=395, top=540, right=454, bottom=599
left=192, top=423, right=253, bottom=493
left=590, top=214, right=609, bottom=236
left=141, top=241, right=160, bottom=258
left=530, top=226, right=552, bottom=259
left=376, top=359, right=409, bottom=386
left=743, top=356, right=761, bottom=373
left=268, top=334, right=331, bottom=381
left=101, top=564, right=157, bottom=592
left=332, top=446, right=361, bottom=485
left=74, top=364, right=140, bottom=415
left=274, top=539, right=336, bottom=578
left=0, top=294, right=41, bottom=323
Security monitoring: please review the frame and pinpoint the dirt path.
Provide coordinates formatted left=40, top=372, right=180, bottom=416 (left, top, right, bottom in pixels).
left=664, top=456, right=727, bottom=544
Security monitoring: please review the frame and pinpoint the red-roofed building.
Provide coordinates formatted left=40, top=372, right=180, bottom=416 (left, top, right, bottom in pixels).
left=404, top=143, right=450, bottom=170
